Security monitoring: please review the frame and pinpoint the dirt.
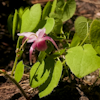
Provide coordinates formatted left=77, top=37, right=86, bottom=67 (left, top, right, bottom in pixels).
left=1, top=0, right=100, bottom=100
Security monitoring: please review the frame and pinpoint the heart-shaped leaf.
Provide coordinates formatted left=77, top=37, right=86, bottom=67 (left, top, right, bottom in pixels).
left=90, top=19, right=100, bottom=54
left=65, top=44, right=100, bottom=78
left=14, top=60, right=24, bottom=83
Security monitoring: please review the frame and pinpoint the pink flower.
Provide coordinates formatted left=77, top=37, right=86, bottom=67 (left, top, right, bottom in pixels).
left=17, top=28, right=58, bottom=64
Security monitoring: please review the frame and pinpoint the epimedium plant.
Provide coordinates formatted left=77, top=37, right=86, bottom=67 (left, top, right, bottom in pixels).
left=1, top=0, right=100, bottom=99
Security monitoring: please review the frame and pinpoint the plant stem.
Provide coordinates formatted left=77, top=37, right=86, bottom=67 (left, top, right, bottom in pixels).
left=62, top=60, right=66, bottom=65
left=11, top=55, right=18, bottom=76
left=0, top=70, right=29, bottom=100
left=79, top=34, right=89, bottom=46
left=19, top=38, right=28, bottom=51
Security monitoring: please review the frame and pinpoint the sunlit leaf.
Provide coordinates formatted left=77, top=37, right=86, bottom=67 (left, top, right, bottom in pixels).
left=65, top=44, right=100, bottom=78
left=30, top=57, right=54, bottom=88
left=20, top=4, right=41, bottom=32
left=50, top=0, right=57, bottom=13
left=39, top=60, right=62, bottom=98
left=33, top=18, right=55, bottom=34
left=14, top=60, right=24, bottom=83
left=43, top=18, right=55, bottom=34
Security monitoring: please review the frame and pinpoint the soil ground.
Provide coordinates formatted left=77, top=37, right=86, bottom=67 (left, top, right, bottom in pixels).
left=1, top=0, right=100, bottom=100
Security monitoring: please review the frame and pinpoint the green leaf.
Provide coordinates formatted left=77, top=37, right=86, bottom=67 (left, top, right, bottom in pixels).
left=20, top=4, right=41, bottom=32
left=50, top=49, right=65, bottom=58
left=30, top=61, right=40, bottom=88
left=30, top=57, right=54, bottom=88
left=50, top=0, right=57, bottom=13
left=74, top=16, right=90, bottom=43
left=49, top=34, right=65, bottom=40
left=33, top=20, right=46, bottom=32
left=33, top=18, right=55, bottom=34
left=42, top=1, right=51, bottom=20
left=12, top=9, right=18, bottom=40
left=14, top=60, right=24, bottom=83
left=17, top=7, right=24, bottom=31
left=39, top=60, right=62, bottom=98
left=52, top=19, right=63, bottom=34
left=70, top=33, right=81, bottom=47
left=45, top=42, right=54, bottom=54
left=75, top=16, right=87, bottom=39
left=62, top=0, right=76, bottom=22
left=18, top=7, right=24, bottom=18
left=38, top=51, right=47, bottom=62
left=50, top=0, right=64, bottom=19
left=90, top=19, right=100, bottom=54
left=7, top=14, right=13, bottom=34
left=43, top=18, right=55, bottom=34
left=65, top=44, right=100, bottom=78
left=55, top=0, right=65, bottom=14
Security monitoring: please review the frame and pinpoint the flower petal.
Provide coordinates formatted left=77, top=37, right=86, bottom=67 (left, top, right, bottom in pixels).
left=17, top=32, right=34, bottom=37
left=17, top=32, right=37, bottom=43
left=36, top=28, right=46, bottom=38
left=29, top=42, right=37, bottom=65
left=36, top=40, right=47, bottom=51
left=27, top=38, right=37, bottom=43
left=41, top=36, right=59, bottom=50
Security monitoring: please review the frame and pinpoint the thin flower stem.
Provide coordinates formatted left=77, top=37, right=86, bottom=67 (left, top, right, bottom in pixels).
left=19, top=38, right=29, bottom=51
left=11, top=37, right=29, bottom=76
left=0, top=70, right=29, bottom=100
left=11, top=55, right=18, bottom=76
left=19, top=34, right=37, bottom=52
